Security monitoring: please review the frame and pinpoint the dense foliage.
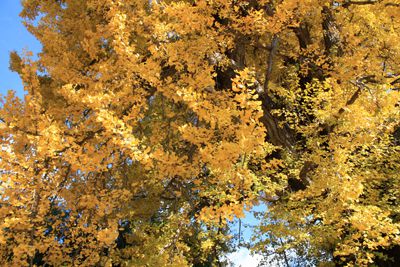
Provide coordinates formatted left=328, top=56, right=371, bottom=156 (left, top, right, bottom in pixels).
left=0, top=0, right=399, bottom=266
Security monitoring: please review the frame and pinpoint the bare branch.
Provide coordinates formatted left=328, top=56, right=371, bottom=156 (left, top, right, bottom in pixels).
left=343, top=0, right=380, bottom=8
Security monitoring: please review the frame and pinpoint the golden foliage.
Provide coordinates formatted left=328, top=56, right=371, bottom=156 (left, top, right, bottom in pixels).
left=0, top=0, right=399, bottom=266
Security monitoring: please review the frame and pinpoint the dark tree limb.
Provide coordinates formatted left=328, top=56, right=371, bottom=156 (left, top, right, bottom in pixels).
left=293, top=23, right=312, bottom=49
left=342, top=0, right=379, bottom=8
left=258, top=35, right=296, bottom=150
left=322, top=6, right=343, bottom=56
left=264, top=35, right=279, bottom=93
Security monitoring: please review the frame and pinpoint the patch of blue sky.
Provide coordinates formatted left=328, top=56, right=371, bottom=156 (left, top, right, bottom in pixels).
left=0, top=0, right=41, bottom=98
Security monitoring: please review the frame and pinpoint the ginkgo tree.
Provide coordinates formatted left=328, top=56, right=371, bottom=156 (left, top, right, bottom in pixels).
left=0, top=0, right=399, bottom=266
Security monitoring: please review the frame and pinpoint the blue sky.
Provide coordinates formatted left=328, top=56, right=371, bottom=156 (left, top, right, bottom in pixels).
left=0, top=0, right=41, bottom=98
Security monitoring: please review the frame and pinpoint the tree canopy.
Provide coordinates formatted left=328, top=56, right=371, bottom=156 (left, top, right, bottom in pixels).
left=0, top=0, right=399, bottom=266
